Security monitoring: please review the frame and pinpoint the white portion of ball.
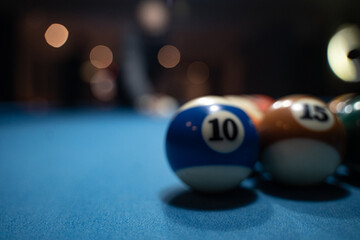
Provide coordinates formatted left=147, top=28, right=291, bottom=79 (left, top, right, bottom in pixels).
left=291, top=99, right=335, bottom=131
left=176, top=166, right=252, bottom=192
left=201, top=110, right=245, bottom=153
left=262, top=138, right=341, bottom=185
left=178, top=96, right=237, bottom=112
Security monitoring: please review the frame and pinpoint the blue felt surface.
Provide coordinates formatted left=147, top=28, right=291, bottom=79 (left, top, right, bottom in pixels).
left=0, top=109, right=360, bottom=239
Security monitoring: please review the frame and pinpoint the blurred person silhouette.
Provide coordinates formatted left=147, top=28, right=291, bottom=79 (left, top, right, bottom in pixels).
left=119, top=0, right=178, bottom=116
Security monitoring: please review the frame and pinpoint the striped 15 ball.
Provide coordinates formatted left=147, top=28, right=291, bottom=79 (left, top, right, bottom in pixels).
left=166, top=96, right=259, bottom=193
left=259, top=95, right=346, bottom=185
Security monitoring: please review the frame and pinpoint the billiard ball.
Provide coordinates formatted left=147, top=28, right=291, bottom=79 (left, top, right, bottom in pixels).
left=166, top=96, right=259, bottom=192
left=327, top=24, right=360, bottom=83
left=259, top=95, right=346, bottom=185
left=225, top=95, right=264, bottom=128
left=336, top=96, right=360, bottom=173
left=247, top=94, right=275, bottom=113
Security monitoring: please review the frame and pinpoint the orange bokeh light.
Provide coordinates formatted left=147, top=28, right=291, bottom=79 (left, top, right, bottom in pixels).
left=89, top=45, right=113, bottom=69
left=157, top=45, right=181, bottom=69
left=44, top=23, right=69, bottom=48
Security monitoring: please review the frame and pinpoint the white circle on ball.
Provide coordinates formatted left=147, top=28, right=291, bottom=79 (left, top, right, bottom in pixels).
left=201, top=109, right=245, bottom=153
left=291, top=99, right=335, bottom=131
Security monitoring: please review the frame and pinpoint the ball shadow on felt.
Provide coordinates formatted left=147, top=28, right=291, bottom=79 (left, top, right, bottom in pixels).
left=255, top=177, right=349, bottom=202
left=161, top=185, right=257, bottom=210
left=160, top=185, right=272, bottom=231
left=254, top=177, right=360, bottom=219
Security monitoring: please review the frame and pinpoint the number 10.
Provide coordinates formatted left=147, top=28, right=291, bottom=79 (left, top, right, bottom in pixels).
left=208, top=118, right=238, bottom=141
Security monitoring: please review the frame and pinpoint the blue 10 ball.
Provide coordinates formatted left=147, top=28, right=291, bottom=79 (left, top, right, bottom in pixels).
left=166, top=96, right=259, bottom=192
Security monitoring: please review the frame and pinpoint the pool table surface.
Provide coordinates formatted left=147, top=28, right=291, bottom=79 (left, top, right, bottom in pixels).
left=0, top=107, right=360, bottom=239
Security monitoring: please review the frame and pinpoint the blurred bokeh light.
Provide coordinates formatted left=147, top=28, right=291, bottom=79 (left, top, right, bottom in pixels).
left=137, top=0, right=170, bottom=36
left=44, top=23, right=69, bottom=48
left=158, top=45, right=181, bottom=68
left=90, top=70, right=117, bottom=102
left=89, top=45, right=113, bottom=69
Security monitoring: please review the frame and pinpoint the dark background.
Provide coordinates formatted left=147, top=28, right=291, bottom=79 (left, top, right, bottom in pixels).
left=1, top=0, right=360, bottom=107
